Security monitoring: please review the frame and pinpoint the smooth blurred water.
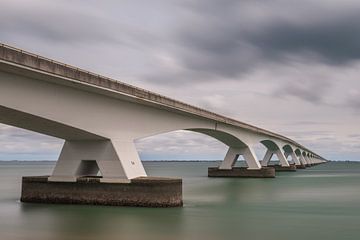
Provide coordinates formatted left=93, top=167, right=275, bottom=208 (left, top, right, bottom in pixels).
left=1, top=161, right=360, bottom=240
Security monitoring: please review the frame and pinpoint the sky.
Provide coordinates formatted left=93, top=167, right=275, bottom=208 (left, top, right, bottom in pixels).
left=0, top=0, right=359, bottom=161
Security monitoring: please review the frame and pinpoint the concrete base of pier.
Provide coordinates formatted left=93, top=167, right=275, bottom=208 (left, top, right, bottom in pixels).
left=21, top=176, right=182, bottom=207
left=295, top=164, right=306, bottom=169
left=270, top=164, right=297, bottom=172
left=208, top=167, right=275, bottom=178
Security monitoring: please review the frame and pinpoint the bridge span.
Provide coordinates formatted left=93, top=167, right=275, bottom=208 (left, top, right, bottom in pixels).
left=0, top=44, right=327, bottom=207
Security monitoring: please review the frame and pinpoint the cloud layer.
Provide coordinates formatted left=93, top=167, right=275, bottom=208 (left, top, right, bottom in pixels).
left=0, top=0, right=360, bottom=161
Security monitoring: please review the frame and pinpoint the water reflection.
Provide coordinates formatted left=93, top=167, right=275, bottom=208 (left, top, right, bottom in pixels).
left=20, top=203, right=186, bottom=240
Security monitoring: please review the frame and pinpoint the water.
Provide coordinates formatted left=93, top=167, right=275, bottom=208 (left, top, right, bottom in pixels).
left=1, top=161, right=360, bottom=240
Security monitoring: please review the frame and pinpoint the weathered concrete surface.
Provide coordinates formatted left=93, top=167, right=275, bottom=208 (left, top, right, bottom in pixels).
left=270, top=164, right=297, bottom=172
left=208, top=167, right=275, bottom=178
left=295, top=164, right=306, bottom=169
left=21, top=176, right=182, bottom=207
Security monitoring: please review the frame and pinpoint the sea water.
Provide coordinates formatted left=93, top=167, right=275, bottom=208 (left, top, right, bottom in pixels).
left=0, top=161, right=359, bottom=240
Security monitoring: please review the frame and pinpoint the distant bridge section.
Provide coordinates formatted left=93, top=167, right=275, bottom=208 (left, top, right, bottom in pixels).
left=0, top=43, right=326, bottom=182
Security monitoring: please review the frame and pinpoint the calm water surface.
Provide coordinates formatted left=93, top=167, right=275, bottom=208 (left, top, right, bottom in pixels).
left=0, top=161, right=359, bottom=240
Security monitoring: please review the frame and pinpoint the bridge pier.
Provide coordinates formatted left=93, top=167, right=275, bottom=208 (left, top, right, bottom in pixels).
left=21, top=140, right=183, bottom=207
left=208, top=146, right=276, bottom=178
left=260, top=148, right=297, bottom=172
left=283, top=151, right=305, bottom=170
left=298, top=153, right=308, bottom=168
left=48, top=140, right=147, bottom=183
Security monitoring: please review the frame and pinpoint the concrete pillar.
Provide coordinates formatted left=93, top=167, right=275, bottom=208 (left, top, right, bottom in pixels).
left=285, top=151, right=301, bottom=165
left=48, top=140, right=146, bottom=183
left=261, top=149, right=290, bottom=167
left=219, top=146, right=261, bottom=170
left=261, top=149, right=273, bottom=167
left=305, top=155, right=312, bottom=165
left=300, top=153, right=308, bottom=165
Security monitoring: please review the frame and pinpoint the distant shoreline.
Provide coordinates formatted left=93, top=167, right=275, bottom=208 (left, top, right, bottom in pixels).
left=0, top=160, right=222, bottom=163
left=0, top=160, right=358, bottom=163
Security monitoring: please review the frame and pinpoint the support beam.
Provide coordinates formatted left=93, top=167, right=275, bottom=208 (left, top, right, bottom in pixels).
left=210, top=146, right=275, bottom=178
left=261, top=149, right=290, bottom=167
left=309, top=156, right=314, bottom=164
left=219, top=146, right=261, bottom=170
left=304, top=154, right=312, bottom=166
left=261, top=149, right=274, bottom=167
left=285, top=151, right=301, bottom=166
left=299, top=153, right=308, bottom=165
left=48, top=140, right=146, bottom=183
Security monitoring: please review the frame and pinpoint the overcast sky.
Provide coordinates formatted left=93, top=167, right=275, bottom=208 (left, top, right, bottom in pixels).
left=1, top=0, right=359, bottom=161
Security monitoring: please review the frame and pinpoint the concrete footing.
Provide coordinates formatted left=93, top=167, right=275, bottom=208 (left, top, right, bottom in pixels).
left=208, top=167, right=275, bottom=178
left=295, top=164, right=306, bottom=169
left=270, top=164, right=297, bottom=172
left=21, top=176, right=182, bottom=207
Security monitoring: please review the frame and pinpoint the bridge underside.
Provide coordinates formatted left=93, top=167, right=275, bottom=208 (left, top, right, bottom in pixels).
left=0, top=105, right=104, bottom=140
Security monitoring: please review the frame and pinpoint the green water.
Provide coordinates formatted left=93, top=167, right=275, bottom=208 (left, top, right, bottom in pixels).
left=0, top=161, right=360, bottom=240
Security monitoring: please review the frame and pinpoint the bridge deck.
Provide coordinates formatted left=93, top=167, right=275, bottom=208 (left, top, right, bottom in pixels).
left=0, top=43, right=313, bottom=154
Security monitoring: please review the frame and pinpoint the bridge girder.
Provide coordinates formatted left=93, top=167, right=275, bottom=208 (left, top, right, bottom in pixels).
left=0, top=47, right=325, bottom=181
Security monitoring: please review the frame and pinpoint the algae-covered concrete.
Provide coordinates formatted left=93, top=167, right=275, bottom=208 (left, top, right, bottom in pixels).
left=208, top=167, right=275, bottom=178
left=21, top=176, right=182, bottom=207
left=270, top=164, right=297, bottom=172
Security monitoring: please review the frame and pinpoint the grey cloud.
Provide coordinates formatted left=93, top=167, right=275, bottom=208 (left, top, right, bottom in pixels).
left=0, top=1, right=159, bottom=47
left=348, top=134, right=360, bottom=139
left=4, top=0, right=360, bottom=85
left=248, top=14, right=360, bottom=64
left=1, top=0, right=360, bottom=161
left=272, top=79, right=332, bottom=104
left=347, top=95, right=360, bottom=112
left=0, top=4, right=112, bottom=44
left=147, top=0, right=360, bottom=85
left=291, top=121, right=331, bottom=126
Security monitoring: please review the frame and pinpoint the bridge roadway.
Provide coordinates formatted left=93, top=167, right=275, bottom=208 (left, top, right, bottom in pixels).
left=0, top=43, right=327, bottom=207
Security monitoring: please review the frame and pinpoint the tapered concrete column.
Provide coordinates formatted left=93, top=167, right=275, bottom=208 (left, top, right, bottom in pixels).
left=261, top=150, right=273, bottom=167
left=210, top=146, right=274, bottom=178
left=219, top=146, right=261, bottom=170
left=285, top=151, right=301, bottom=166
left=261, top=149, right=290, bottom=167
left=48, top=140, right=146, bottom=183
left=300, top=154, right=308, bottom=165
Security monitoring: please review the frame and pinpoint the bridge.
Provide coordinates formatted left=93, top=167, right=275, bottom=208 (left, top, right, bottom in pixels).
left=0, top=43, right=327, bottom=207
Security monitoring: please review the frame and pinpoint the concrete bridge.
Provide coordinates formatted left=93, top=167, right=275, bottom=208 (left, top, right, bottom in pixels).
left=0, top=44, right=327, bottom=207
